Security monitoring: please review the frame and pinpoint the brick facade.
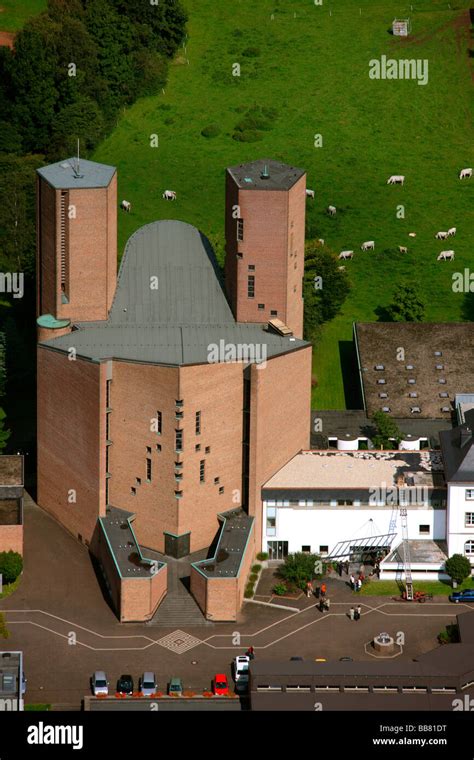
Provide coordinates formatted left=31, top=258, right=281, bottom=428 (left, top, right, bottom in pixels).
left=0, top=526, right=23, bottom=555
left=225, top=171, right=306, bottom=338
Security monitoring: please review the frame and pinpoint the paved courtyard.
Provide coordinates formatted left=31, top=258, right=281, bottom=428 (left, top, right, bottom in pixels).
left=1, top=498, right=470, bottom=709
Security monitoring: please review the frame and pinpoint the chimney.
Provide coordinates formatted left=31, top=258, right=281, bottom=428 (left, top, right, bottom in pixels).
left=261, top=164, right=269, bottom=180
left=460, top=427, right=472, bottom=448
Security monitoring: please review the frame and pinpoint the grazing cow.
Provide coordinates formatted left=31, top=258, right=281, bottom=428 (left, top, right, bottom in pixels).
left=306, top=189, right=315, bottom=199
left=163, top=190, right=177, bottom=200
left=317, top=238, right=325, bottom=245
left=387, top=175, right=405, bottom=185
left=327, top=205, right=336, bottom=216
left=361, top=240, right=375, bottom=251
left=338, top=250, right=353, bottom=260
left=408, top=232, right=417, bottom=237
left=398, top=246, right=408, bottom=253
left=459, top=168, right=472, bottom=179
left=435, top=231, right=449, bottom=240
left=120, top=200, right=131, bottom=213
left=437, top=250, right=455, bottom=261
left=447, top=227, right=457, bottom=237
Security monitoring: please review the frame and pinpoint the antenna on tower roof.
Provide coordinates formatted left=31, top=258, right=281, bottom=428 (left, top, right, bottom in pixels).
left=70, top=138, right=84, bottom=179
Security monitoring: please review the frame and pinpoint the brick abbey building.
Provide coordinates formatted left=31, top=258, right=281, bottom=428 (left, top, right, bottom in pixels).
left=36, top=157, right=312, bottom=621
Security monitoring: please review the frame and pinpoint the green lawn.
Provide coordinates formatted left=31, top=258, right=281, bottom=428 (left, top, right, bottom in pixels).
left=0, top=0, right=46, bottom=32
left=359, top=578, right=474, bottom=596
left=93, top=0, right=474, bottom=409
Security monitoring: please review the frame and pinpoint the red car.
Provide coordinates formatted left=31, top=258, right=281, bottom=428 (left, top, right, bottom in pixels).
left=213, top=674, right=229, bottom=696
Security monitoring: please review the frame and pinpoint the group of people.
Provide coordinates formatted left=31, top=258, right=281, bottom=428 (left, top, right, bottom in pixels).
left=350, top=573, right=363, bottom=592
left=349, top=605, right=362, bottom=621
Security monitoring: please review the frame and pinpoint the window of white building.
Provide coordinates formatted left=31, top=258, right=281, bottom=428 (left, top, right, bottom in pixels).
left=466, top=490, right=474, bottom=500
left=266, top=507, right=276, bottom=536
left=465, top=540, right=474, bottom=556
left=466, top=514, right=474, bottom=527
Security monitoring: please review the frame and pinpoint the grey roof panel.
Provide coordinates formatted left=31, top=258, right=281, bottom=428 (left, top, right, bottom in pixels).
left=41, top=220, right=309, bottom=365
left=227, top=158, right=305, bottom=191
left=37, top=158, right=116, bottom=190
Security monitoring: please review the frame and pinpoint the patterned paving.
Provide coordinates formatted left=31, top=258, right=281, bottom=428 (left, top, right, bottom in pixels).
left=156, top=630, right=203, bottom=654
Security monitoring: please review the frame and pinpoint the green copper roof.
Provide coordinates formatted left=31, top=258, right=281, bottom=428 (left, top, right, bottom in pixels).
left=37, top=314, right=71, bottom=330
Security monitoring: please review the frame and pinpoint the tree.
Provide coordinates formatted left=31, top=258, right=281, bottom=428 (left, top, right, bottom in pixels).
left=0, top=551, right=22, bottom=584
left=445, top=554, right=472, bottom=585
left=0, top=409, right=10, bottom=453
left=371, top=411, right=402, bottom=449
left=277, top=552, right=321, bottom=591
left=303, top=242, right=351, bottom=339
left=386, top=283, right=425, bottom=322
left=112, top=0, right=188, bottom=57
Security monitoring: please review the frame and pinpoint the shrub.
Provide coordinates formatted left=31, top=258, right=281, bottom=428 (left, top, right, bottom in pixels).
left=232, top=129, right=261, bottom=143
left=438, top=624, right=460, bottom=645
left=445, top=554, right=472, bottom=585
left=251, top=564, right=262, bottom=573
left=278, top=552, right=321, bottom=588
left=256, top=552, right=268, bottom=561
left=249, top=573, right=259, bottom=583
left=273, top=583, right=287, bottom=596
left=244, top=584, right=254, bottom=599
left=0, top=551, right=23, bottom=585
left=242, top=46, right=261, bottom=57
left=201, top=123, right=221, bottom=138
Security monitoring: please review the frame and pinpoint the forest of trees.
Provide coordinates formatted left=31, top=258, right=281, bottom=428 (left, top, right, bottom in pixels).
left=0, top=0, right=187, bottom=459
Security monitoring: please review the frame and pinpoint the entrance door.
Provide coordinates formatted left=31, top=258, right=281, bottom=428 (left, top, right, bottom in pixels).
left=267, top=541, right=288, bottom=560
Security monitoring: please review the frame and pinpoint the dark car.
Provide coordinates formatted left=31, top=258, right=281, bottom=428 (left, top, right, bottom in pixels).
left=290, top=656, right=303, bottom=661
left=339, top=657, right=353, bottom=662
left=117, top=674, right=134, bottom=695
left=449, top=589, right=474, bottom=603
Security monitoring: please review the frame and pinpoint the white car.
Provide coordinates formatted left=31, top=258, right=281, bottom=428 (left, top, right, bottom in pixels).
left=139, top=672, right=157, bottom=697
left=91, top=671, right=109, bottom=696
left=234, top=656, right=250, bottom=685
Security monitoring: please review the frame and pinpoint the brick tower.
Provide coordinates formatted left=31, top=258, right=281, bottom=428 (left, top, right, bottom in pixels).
left=224, top=159, right=306, bottom=338
left=36, top=157, right=117, bottom=337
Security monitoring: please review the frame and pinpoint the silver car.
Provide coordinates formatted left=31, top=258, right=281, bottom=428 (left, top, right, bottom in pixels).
left=91, top=671, right=109, bottom=696
left=140, top=672, right=157, bottom=696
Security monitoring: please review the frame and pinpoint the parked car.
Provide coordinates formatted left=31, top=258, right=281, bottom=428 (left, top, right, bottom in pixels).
left=168, top=677, right=183, bottom=697
left=213, top=674, right=229, bottom=696
left=290, top=656, right=303, bottom=661
left=234, top=655, right=250, bottom=685
left=339, top=657, right=353, bottom=662
left=116, top=674, right=134, bottom=695
left=91, top=671, right=109, bottom=696
left=139, top=672, right=157, bottom=697
left=449, top=589, right=474, bottom=603
left=314, top=658, right=327, bottom=662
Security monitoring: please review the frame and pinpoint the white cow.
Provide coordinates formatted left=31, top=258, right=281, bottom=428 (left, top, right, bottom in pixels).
left=459, top=168, right=472, bottom=179
left=398, top=246, right=408, bottom=253
left=435, top=231, right=449, bottom=240
left=163, top=190, right=177, bottom=200
left=361, top=240, right=375, bottom=251
left=327, top=205, right=337, bottom=216
left=306, top=189, right=315, bottom=199
left=447, top=227, right=457, bottom=237
left=338, top=250, right=353, bottom=260
left=387, top=175, right=405, bottom=185
left=408, top=232, right=417, bottom=237
left=120, top=200, right=131, bottom=213
left=437, top=250, right=455, bottom=261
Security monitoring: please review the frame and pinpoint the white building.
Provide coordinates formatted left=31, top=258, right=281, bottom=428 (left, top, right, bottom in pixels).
left=440, top=417, right=474, bottom=568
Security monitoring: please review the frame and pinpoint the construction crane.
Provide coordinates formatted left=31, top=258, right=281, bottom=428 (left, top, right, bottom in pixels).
left=399, top=507, right=414, bottom=601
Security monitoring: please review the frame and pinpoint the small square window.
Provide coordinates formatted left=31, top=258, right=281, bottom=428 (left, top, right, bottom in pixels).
left=270, top=310, right=277, bottom=316
left=195, top=444, right=201, bottom=452
left=419, top=524, right=430, bottom=534
left=214, top=477, right=220, bottom=485
left=248, top=264, right=255, bottom=271
left=319, top=545, right=329, bottom=555
left=219, top=486, right=224, bottom=495
left=136, top=477, right=141, bottom=485
left=237, top=252, right=243, bottom=259
left=156, top=444, right=162, bottom=452
left=205, top=446, right=210, bottom=454
left=146, top=446, right=151, bottom=454
left=258, top=303, right=265, bottom=310
left=131, top=487, right=136, bottom=495
left=302, top=545, right=311, bottom=553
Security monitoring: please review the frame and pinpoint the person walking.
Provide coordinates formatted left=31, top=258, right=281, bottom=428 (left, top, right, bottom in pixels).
left=356, top=605, right=362, bottom=618
left=354, top=607, right=360, bottom=621
left=325, top=597, right=331, bottom=612
left=349, top=607, right=355, bottom=621
left=320, top=582, right=327, bottom=597
left=344, top=560, right=350, bottom=575
left=357, top=578, right=362, bottom=592
left=338, top=563, right=343, bottom=577
left=319, top=596, right=326, bottom=613
left=350, top=574, right=355, bottom=590
left=306, top=580, right=313, bottom=598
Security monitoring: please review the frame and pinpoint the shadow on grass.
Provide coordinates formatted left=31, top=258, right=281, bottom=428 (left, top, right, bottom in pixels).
left=338, top=340, right=363, bottom=409
left=461, top=290, right=474, bottom=320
